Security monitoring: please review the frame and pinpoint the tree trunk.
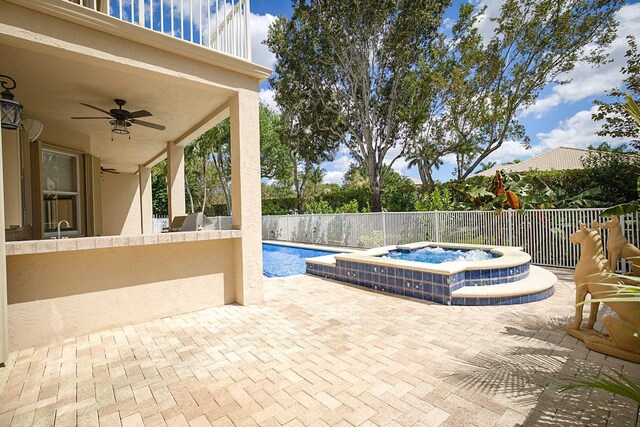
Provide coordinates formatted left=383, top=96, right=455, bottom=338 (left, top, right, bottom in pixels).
left=200, top=153, right=207, bottom=213
left=221, top=184, right=232, bottom=216
left=185, top=183, right=195, bottom=214
left=368, top=163, right=383, bottom=212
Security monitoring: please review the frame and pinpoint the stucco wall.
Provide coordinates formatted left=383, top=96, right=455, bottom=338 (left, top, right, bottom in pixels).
left=7, top=239, right=236, bottom=350
left=1, top=129, right=21, bottom=228
left=101, top=172, right=141, bottom=236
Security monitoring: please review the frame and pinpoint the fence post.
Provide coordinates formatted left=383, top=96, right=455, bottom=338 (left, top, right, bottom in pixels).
left=508, top=210, right=514, bottom=247
left=435, top=211, right=441, bottom=242
left=620, top=215, right=627, bottom=274
left=286, top=215, right=290, bottom=241
left=342, top=214, right=347, bottom=247
left=382, top=212, right=387, bottom=245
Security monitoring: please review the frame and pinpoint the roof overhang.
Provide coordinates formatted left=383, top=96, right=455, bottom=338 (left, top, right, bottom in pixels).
left=4, top=0, right=273, bottom=83
left=0, top=0, right=269, bottom=172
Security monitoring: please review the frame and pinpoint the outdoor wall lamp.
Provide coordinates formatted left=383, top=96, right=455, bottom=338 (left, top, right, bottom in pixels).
left=0, top=74, right=23, bottom=130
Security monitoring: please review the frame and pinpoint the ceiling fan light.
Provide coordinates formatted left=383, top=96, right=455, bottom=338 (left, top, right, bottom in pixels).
left=110, top=119, right=130, bottom=135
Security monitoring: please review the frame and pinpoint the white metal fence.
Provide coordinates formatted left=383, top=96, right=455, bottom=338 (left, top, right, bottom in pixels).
left=262, top=209, right=640, bottom=271
left=152, top=215, right=232, bottom=234
left=70, top=0, right=251, bottom=60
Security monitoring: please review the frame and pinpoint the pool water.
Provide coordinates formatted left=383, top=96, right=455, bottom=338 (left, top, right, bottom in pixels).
left=263, top=243, right=341, bottom=277
left=384, top=246, right=499, bottom=264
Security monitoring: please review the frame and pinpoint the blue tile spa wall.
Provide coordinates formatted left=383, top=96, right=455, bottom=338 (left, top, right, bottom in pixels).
left=306, top=259, right=532, bottom=306
left=450, top=287, right=555, bottom=306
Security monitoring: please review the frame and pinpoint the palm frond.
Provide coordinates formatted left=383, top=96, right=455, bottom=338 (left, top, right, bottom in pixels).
left=560, top=369, right=640, bottom=404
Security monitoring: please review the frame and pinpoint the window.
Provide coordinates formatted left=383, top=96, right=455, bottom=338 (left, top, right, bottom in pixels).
left=41, top=148, right=81, bottom=235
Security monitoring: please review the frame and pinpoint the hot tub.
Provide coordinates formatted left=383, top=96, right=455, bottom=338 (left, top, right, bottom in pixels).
left=305, top=242, right=556, bottom=306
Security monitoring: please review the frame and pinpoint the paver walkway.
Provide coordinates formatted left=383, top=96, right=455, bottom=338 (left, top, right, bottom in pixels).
left=0, top=269, right=639, bottom=426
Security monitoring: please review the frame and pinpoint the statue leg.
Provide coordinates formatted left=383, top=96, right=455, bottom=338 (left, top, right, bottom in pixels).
left=591, top=316, right=640, bottom=355
left=586, top=301, right=599, bottom=329
left=608, top=249, right=620, bottom=273
left=572, top=286, right=588, bottom=329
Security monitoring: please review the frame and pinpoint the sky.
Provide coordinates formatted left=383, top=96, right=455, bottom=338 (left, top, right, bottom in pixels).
left=118, top=0, right=637, bottom=184
left=243, top=0, right=640, bottom=185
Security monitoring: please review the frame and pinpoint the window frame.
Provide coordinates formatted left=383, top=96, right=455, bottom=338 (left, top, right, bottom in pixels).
left=40, top=145, right=84, bottom=239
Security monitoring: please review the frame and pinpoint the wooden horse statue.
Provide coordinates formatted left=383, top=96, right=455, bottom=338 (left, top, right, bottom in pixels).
left=567, top=221, right=640, bottom=362
left=600, top=215, right=640, bottom=276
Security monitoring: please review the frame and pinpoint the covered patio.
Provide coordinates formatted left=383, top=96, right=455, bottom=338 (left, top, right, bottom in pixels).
left=0, top=270, right=637, bottom=426
left=0, top=0, right=269, bottom=364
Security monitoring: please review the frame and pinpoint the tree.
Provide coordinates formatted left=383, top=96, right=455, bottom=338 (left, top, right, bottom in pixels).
left=341, top=164, right=418, bottom=211
left=593, top=36, right=640, bottom=149
left=182, top=104, right=288, bottom=216
left=186, top=120, right=232, bottom=215
left=587, top=142, right=631, bottom=153
left=259, top=102, right=291, bottom=181
left=151, top=160, right=168, bottom=216
left=403, top=36, right=451, bottom=186
left=406, top=0, right=623, bottom=181
left=266, top=14, right=342, bottom=210
left=307, top=166, right=325, bottom=195
left=266, top=0, right=450, bottom=211
left=479, top=161, right=497, bottom=172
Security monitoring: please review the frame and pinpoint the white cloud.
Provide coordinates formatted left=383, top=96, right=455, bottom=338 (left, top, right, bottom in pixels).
left=259, top=88, right=278, bottom=111
left=483, top=140, right=544, bottom=164
left=441, top=153, right=457, bottom=166
left=522, top=3, right=640, bottom=118
left=383, top=144, right=410, bottom=175
left=473, top=0, right=505, bottom=43
left=250, top=13, right=277, bottom=68
left=535, top=106, right=620, bottom=149
left=324, top=171, right=345, bottom=185
left=322, top=154, right=352, bottom=184
left=470, top=106, right=628, bottom=168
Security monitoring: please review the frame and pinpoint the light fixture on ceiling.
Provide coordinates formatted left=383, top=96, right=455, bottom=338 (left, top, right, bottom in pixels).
left=110, top=118, right=130, bottom=135
left=109, top=118, right=132, bottom=141
left=0, top=74, right=23, bottom=130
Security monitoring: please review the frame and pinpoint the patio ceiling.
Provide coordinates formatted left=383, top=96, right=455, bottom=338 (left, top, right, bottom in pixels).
left=0, top=43, right=233, bottom=172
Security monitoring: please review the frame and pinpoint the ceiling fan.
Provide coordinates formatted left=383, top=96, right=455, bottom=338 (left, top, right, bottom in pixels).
left=100, top=167, right=120, bottom=175
left=71, top=99, right=166, bottom=136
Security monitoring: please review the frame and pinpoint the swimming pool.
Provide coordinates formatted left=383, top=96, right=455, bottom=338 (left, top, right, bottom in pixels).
left=263, top=243, right=344, bottom=277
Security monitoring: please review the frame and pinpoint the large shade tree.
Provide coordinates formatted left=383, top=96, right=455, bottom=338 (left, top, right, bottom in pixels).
left=593, top=36, right=640, bottom=149
left=408, top=0, right=623, bottom=182
left=266, top=0, right=450, bottom=211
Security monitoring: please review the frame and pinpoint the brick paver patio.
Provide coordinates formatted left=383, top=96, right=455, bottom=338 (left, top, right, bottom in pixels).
left=0, top=269, right=639, bottom=426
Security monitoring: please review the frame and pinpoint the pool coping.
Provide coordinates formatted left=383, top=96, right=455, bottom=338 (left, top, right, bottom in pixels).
left=263, top=240, right=362, bottom=254
left=307, top=242, right=531, bottom=274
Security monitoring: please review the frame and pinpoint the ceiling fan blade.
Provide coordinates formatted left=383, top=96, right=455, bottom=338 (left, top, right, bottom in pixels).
left=130, top=119, right=166, bottom=131
left=128, top=110, right=153, bottom=119
left=101, top=167, right=120, bottom=174
left=80, top=103, right=114, bottom=117
left=71, top=116, right=112, bottom=119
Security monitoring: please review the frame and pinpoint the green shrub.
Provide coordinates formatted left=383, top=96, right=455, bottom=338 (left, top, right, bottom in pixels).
left=415, top=187, right=457, bottom=211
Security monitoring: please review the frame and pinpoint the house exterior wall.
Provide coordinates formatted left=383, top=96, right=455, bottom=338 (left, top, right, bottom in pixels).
left=0, top=0, right=269, bottom=362
left=230, top=90, right=263, bottom=305
left=1, top=129, right=21, bottom=228
left=101, top=172, right=142, bottom=236
left=7, top=239, right=236, bottom=350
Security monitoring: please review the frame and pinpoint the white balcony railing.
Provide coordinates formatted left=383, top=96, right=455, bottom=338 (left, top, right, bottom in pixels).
left=70, top=0, right=252, bottom=61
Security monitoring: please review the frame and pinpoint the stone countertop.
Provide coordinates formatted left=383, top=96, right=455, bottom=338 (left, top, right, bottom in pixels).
left=6, top=230, right=242, bottom=256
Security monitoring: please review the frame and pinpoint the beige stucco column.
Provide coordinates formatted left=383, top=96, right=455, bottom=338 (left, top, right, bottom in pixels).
left=139, top=165, right=153, bottom=234
left=230, top=90, right=263, bottom=305
left=167, top=142, right=186, bottom=222
left=0, top=129, right=8, bottom=366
